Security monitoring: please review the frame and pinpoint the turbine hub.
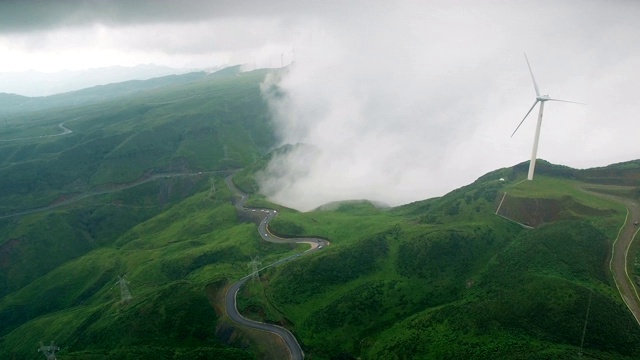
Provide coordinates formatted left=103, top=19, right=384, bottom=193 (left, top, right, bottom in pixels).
left=537, top=94, right=550, bottom=101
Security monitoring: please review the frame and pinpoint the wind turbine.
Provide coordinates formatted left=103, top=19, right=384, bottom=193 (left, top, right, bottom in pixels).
left=511, top=53, right=583, bottom=180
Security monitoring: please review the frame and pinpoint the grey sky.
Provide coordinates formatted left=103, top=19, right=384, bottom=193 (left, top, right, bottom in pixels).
left=1, top=1, right=638, bottom=210
left=0, top=0, right=312, bottom=32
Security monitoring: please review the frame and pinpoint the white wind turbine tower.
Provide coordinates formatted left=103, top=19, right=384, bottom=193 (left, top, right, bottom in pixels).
left=512, top=53, right=583, bottom=180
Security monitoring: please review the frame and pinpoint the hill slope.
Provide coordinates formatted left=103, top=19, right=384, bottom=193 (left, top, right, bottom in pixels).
left=0, top=71, right=212, bottom=116
left=0, top=67, right=272, bottom=214
left=1, top=67, right=639, bottom=359
left=240, top=160, right=640, bottom=359
left=0, top=67, right=284, bottom=359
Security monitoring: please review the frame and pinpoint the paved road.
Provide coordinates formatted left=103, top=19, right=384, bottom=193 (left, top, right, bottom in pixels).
left=224, top=176, right=329, bottom=250
left=226, top=276, right=304, bottom=360
left=224, top=175, right=330, bottom=360
left=580, top=185, right=640, bottom=324
left=1, top=166, right=318, bottom=358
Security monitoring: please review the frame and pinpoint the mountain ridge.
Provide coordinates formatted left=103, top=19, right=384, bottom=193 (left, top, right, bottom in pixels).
left=0, top=64, right=205, bottom=97
left=0, top=66, right=638, bottom=359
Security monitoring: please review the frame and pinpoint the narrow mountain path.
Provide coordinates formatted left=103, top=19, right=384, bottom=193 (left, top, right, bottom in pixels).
left=224, top=175, right=329, bottom=360
left=0, top=171, right=224, bottom=220
left=579, top=185, right=640, bottom=324
left=0, top=122, right=74, bottom=142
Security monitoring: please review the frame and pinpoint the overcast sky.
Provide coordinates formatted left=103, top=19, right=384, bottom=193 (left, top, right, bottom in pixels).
left=1, top=0, right=638, bottom=210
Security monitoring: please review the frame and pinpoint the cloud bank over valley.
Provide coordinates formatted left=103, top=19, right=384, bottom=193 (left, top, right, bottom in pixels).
left=256, top=1, right=640, bottom=211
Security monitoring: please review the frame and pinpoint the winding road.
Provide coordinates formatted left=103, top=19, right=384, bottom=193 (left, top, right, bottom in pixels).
left=0, top=122, right=73, bottom=142
left=579, top=185, right=640, bottom=324
left=224, top=175, right=329, bottom=360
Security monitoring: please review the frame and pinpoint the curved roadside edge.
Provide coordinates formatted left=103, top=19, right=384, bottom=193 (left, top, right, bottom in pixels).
left=224, top=175, right=329, bottom=360
left=0, top=121, right=75, bottom=142
left=226, top=277, right=304, bottom=360
left=579, top=185, right=640, bottom=325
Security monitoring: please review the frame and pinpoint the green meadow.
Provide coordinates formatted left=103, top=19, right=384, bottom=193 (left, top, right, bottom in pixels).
left=239, top=160, right=640, bottom=359
left=0, top=67, right=639, bottom=359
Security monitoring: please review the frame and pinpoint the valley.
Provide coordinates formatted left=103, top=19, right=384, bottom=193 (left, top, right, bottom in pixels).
left=224, top=173, right=324, bottom=360
left=0, top=67, right=638, bottom=359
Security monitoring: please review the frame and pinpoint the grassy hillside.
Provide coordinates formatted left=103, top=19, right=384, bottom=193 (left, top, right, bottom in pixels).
left=0, top=71, right=210, bottom=116
left=1, top=65, right=639, bottom=359
left=0, top=68, right=273, bottom=214
left=0, top=93, right=31, bottom=109
left=0, top=67, right=287, bottom=358
left=236, top=162, right=639, bottom=359
left=0, top=171, right=308, bottom=358
left=367, top=221, right=639, bottom=360
left=0, top=175, right=208, bottom=298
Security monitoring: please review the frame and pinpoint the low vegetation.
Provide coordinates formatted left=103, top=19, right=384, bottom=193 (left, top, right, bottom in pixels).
left=241, top=161, right=639, bottom=359
left=0, top=68, right=280, bottom=358
left=1, top=67, right=639, bottom=359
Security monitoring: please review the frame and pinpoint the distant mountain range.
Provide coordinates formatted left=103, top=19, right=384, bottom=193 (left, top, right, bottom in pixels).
left=0, top=65, right=247, bottom=117
left=0, top=64, right=220, bottom=97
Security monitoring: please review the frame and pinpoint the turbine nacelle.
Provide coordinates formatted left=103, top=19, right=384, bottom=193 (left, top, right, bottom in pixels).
left=535, top=94, right=583, bottom=104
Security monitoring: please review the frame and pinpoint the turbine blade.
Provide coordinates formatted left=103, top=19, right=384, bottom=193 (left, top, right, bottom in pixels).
left=546, top=98, right=585, bottom=105
left=524, top=53, right=540, bottom=97
left=511, top=100, right=539, bottom=137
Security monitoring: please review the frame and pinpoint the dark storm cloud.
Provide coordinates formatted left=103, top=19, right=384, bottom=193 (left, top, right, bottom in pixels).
left=0, top=0, right=355, bottom=33
left=0, top=0, right=233, bottom=32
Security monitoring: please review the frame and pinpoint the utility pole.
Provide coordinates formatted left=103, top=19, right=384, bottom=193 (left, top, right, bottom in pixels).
left=113, top=275, right=132, bottom=304
left=223, top=145, right=230, bottom=160
left=248, top=257, right=262, bottom=280
left=208, top=177, right=217, bottom=198
left=281, top=52, right=284, bottom=68
left=578, top=290, right=593, bottom=356
left=38, top=341, right=60, bottom=360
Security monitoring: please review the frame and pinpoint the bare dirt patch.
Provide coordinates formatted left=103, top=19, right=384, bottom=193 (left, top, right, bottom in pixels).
left=496, top=195, right=615, bottom=227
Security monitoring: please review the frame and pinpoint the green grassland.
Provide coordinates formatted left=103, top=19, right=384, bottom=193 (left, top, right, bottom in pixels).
left=1, top=66, right=640, bottom=359
left=236, top=162, right=640, bottom=359
left=0, top=172, right=309, bottom=358
left=0, top=68, right=274, bottom=214
left=0, top=174, right=299, bottom=359
left=0, top=68, right=286, bottom=358
left=0, top=179, right=301, bottom=358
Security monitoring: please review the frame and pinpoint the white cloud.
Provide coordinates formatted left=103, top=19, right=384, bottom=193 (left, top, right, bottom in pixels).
left=257, top=1, right=640, bottom=211
left=0, top=0, right=637, bottom=210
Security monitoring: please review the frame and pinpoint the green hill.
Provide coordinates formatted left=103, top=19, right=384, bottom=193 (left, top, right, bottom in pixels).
left=1, top=66, right=639, bottom=359
left=0, top=71, right=210, bottom=116
left=238, top=161, right=640, bottom=359
left=0, top=68, right=274, bottom=214
left=0, top=93, right=31, bottom=109
left=0, top=67, right=283, bottom=359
